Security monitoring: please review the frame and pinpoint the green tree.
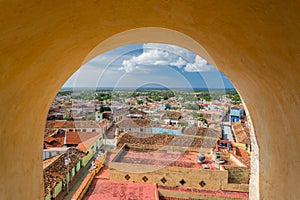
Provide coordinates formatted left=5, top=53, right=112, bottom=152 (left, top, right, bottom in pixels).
left=185, top=104, right=200, bottom=110
left=197, top=115, right=206, bottom=122
left=165, top=103, right=171, bottom=110
left=171, top=106, right=180, bottom=110
left=231, top=94, right=241, bottom=104
left=155, top=96, right=161, bottom=102
left=199, top=104, right=204, bottom=110
left=137, top=99, right=143, bottom=105
left=99, top=105, right=105, bottom=113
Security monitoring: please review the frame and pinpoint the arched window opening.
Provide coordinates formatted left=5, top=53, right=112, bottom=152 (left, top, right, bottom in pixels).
left=43, top=42, right=257, bottom=200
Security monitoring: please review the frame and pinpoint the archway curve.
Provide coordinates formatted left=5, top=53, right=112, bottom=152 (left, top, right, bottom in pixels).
left=76, top=27, right=259, bottom=195
left=64, top=27, right=259, bottom=199
left=82, top=27, right=216, bottom=67
left=0, top=2, right=299, bottom=200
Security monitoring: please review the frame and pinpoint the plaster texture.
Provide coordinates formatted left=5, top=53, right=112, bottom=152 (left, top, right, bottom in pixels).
left=0, top=1, right=299, bottom=199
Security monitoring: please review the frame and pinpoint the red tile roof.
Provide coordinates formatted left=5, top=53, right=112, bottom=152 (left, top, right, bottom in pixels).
left=53, top=121, right=66, bottom=128
left=116, top=118, right=152, bottom=128
left=44, top=130, right=56, bottom=138
left=165, top=111, right=181, bottom=119
left=232, top=122, right=251, bottom=144
left=44, top=132, right=101, bottom=148
left=234, top=148, right=251, bottom=168
left=76, top=135, right=100, bottom=152
left=44, top=136, right=56, bottom=144
left=46, top=120, right=100, bottom=129
left=117, top=132, right=217, bottom=149
left=129, top=108, right=147, bottom=116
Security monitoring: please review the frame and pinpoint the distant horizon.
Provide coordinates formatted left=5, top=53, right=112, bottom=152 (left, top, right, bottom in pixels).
left=60, top=86, right=236, bottom=91
left=63, top=43, right=235, bottom=90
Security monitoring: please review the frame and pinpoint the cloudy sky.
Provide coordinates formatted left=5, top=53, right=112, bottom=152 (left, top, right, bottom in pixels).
left=63, top=43, right=234, bottom=90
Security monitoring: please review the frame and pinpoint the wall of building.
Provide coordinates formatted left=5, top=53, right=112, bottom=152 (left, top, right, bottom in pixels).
left=43, top=149, right=66, bottom=160
left=109, top=162, right=248, bottom=192
left=152, top=127, right=182, bottom=135
left=0, top=1, right=299, bottom=199
left=120, top=127, right=182, bottom=135
left=223, top=166, right=249, bottom=184
left=158, top=188, right=248, bottom=200
left=81, top=136, right=103, bottom=166
left=45, top=159, right=85, bottom=199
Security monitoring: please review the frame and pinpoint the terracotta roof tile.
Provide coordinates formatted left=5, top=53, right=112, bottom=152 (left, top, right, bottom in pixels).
left=165, top=111, right=181, bottom=119
left=116, top=118, right=152, bottom=128
left=232, top=122, right=251, bottom=144
left=44, top=131, right=101, bottom=148
left=66, top=132, right=100, bottom=145
left=44, top=137, right=57, bottom=144
left=46, top=120, right=100, bottom=129
left=76, top=135, right=100, bottom=152
left=54, top=121, right=66, bottom=128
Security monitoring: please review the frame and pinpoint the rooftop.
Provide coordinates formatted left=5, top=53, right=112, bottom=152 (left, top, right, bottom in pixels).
left=129, top=108, right=147, bottom=116
left=76, top=135, right=101, bottom=152
left=113, top=107, right=128, bottom=116
left=232, top=122, right=251, bottom=144
left=43, top=148, right=85, bottom=196
left=183, top=126, right=221, bottom=138
left=83, top=179, right=159, bottom=200
left=113, top=147, right=217, bottom=170
left=117, top=132, right=218, bottom=149
left=44, top=129, right=57, bottom=138
left=112, top=145, right=241, bottom=170
left=116, top=118, right=153, bottom=128
left=165, top=111, right=181, bottom=120
left=234, top=148, right=251, bottom=168
left=46, top=120, right=101, bottom=129
left=44, top=131, right=101, bottom=148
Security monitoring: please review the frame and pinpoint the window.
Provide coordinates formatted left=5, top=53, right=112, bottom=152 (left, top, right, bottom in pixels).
left=82, top=129, right=86, bottom=132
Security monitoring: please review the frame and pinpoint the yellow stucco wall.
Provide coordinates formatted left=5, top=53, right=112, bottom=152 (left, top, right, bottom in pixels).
left=0, top=1, right=299, bottom=199
left=109, top=162, right=248, bottom=192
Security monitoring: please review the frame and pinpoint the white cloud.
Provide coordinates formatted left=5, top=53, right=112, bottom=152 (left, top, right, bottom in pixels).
left=62, top=43, right=231, bottom=89
left=143, top=43, right=194, bottom=60
left=119, top=43, right=214, bottom=73
left=171, top=57, right=187, bottom=68
left=119, top=43, right=194, bottom=72
left=120, top=48, right=176, bottom=72
left=184, top=55, right=214, bottom=72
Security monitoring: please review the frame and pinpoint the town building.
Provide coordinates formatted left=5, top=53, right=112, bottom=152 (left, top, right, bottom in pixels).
left=229, top=107, right=245, bottom=123
left=108, top=144, right=249, bottom=199
left=43, top=130, right=103, bottom=160
left=45, top=120, right=103, bottom=133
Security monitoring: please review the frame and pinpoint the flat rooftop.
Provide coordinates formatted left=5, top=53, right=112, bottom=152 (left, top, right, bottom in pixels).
left=114, top=147, right=216, bottom=170
left=112, top=145, right=242, bottom=170
left=83, top=179, right=159, bottom=200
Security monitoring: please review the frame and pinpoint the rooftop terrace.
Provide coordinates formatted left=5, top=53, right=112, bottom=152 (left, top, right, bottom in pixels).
left=112, top=145, right=240, bottom=170
left=83, top=179, right=159, bottom=200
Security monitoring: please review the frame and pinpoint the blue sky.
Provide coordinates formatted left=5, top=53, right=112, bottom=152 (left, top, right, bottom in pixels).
left=63, top=43, right=234, bottom=89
